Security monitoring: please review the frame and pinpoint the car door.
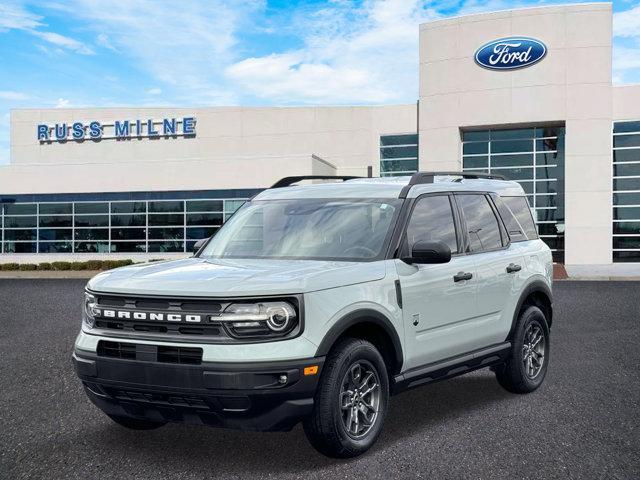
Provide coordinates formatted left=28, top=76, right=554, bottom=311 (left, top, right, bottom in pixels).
left=395, top=193, right=478, bottom=370
left=455, top=193, right=527, bottom=348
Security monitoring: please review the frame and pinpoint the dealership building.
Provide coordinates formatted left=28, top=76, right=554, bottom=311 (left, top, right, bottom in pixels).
left=1, top=2, right=639, bottom=276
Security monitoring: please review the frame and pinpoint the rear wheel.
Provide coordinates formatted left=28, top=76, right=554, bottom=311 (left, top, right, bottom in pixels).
left=495, top=305, right=550, bottom=394
left=107, top=414, right=166, bottom=430
left=303, top=338, right=389, bottom=458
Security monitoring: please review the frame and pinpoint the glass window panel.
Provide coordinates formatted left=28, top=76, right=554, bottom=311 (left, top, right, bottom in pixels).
left=535, top=126, right=564, bottom=138
left=111, top=228, right=146, bottom=240
left=110, top=242, right=146, bottom=253
left=536, top=209, right=561, bottom=222
left=613, top=251, right=640, bottom=262
left=534, top=194, right=560, bottom=208
left=148, top=227, right=184, bottom=239
left=74, top=228, right=109, bottom=241
left=614, top=207, right=640, bottom=220
left=493, top=196, right=526, bottom=242
left=39, top=216, right=72, bottom=228
left=613, top=193, right=640, bottom=206
left=491, top=139, right=533, bottom=154
left=74, top=215, right=109, bottom=227
left=614, top=135, right=640, bottom=148
left=613, top=222, right=640, bottom=235
left=148, top=213, right=183, bottom=226
left=187, top=200, right=223, bottom=212
left=491, top=128, right=535, bottom=140
left=3, top=242, right=37, bottom=253
left=39, top=203, right=72, bottom=215
left=405, top=195, right=458, bottom=254
left=462, top=142, right=488, bottom=155
left=39, top=229, right=73, bottom=241
left=535, top=181, right=559, bottom=194
left=380, top=134, right=418, bottom=146
left=536, top=166, right=559, bottom=180
left=613, top=149, right=640, bottom=163
left=186, top=227, right=219, bottom=239
left=224, top=200, right=245, bottom=213
left=614, top=121, right=640, bottom=134
left=518, top=182, right=534, bottom=194
left=495, top=167, right=534, bottom=181
left=39, top=241, right=72, bottom=253
left=457, top=194, right=503, bottom=252
left=148, top=241, right=185, bottom=252
left=380, top=159, right=419, bottom=173
left=4, top=216, right=37, bottom=228
left=110, top=214, right=145, bottom=227
left=4, top=203, right=36, bottom=215
left=535, top=152, right=562, bottom=165
left=541, top=236, right=564, bottom=250
left=462, top=130, right=489, bottom=141
left=4, top=229, right=37, bottom=241
left=380, top=146, right=418, bottom=159
left=186, top=213, right=223, bottom=226
left=148, top=201, right=184, bottom=213
left=538, top=223, right=561, bottom=236
left=502, top=196, right=539, bottom=239
left=462, top=156, right=488, bottom=169
left=614, top=163, right=640, bottom=177
left=613, top=236, right=640, bottom=249
left=75, top=242, right=110, bottom=253
left=74, top=202, right=108, bottom=214
left=535, top=137, right=562, bottom=151
left=490, top=154, right=533, bottom=168
left=614, top=178, right=640, bottom=191
left=111, top=202, right=146, bottom=214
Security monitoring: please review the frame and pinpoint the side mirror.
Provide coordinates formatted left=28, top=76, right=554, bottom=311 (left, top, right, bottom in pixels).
left=403, top=240, right=451, bottom=265
left=192, top=238, right=208, bottom=254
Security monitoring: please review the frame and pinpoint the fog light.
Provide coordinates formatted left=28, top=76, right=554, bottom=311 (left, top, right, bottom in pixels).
left=278, top=374, right=288, bottom=384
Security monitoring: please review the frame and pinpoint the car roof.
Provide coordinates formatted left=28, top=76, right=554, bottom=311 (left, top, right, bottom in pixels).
left=254, top=175, right=526, bottom=201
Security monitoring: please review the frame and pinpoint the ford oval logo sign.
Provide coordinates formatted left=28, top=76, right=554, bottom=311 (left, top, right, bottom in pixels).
left=475, top=37, right=547, bottom=70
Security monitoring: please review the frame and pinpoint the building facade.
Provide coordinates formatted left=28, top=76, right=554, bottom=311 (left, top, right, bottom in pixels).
left=1, top=3, right=639, bottom=276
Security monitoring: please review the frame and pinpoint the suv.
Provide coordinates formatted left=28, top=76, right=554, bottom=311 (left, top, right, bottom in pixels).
left=73, top=172, right=553, bottom=458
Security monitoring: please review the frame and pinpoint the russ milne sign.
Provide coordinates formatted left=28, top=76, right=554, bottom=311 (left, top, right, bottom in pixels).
left=475, top=37, right=546, bottom=70
left=37, top=116, right=196, bottom=142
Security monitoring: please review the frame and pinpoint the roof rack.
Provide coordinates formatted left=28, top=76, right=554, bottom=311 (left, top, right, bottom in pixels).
left=270, top=175, right=361, bottom=189
left=399, top=171, right=507, bottom=198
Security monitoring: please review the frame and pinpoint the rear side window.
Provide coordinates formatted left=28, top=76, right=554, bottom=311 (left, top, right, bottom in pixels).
left=503, top=196, right=539, bottom=240
left=493, top=196, right=527, bottom=242
left=457, top=194, right=503, bottom=252
left=405, top=195, right=459, bottom=254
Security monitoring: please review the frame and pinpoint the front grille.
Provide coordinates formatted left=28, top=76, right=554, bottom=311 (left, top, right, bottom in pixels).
left=97, top=341, right=203, bottom=365
left=103, top=387, right=210, bottom=409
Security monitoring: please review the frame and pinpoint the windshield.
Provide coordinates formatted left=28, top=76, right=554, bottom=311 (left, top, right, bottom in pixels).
left=199, top=198, right=402, bottom=261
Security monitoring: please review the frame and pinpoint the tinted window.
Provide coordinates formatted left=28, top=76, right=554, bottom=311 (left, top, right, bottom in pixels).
left=493, top=196, right=526, bottom=242
left=405, top=196, right=458, bottom=254
left=457, top=195, right=503, bottom=252
left=503, top=196, right=538, bottom=239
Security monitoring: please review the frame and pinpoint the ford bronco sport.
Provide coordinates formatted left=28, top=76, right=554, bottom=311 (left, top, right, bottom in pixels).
left=73, top=172, right=553, bottom=458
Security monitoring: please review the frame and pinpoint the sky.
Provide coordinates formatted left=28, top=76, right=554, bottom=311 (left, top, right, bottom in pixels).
left=0, top=0, right=639, bottom=165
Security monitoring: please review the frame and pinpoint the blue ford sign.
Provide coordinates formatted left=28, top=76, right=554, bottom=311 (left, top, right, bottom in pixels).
left=475, top=37, right=546, bottom=70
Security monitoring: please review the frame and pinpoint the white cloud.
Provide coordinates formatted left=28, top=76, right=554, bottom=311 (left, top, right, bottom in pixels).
left=613, top=5, right=640, bottom=38
left=146, top=88, right=162, bottom=95
left=54, top=98, right=70, bottom=108
left=0, top=3, right=42, bottom=31
left=96, top=32, right=117, bottom=51
left=31, top=30, right=94, bottom=55
left=0, top=91, right=30, bottom=101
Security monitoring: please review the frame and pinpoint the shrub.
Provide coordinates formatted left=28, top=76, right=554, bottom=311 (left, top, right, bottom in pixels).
left=19, top=264, right=38, bottom=271
left=38, top=262, right=52, bottom=270
left=85, top=260, right=104, bottom=270
left=1, top=263, right=20, bottom=271
left=70, top=262, right=89, bottom=271
left=51, top=261, right=71, bottom=271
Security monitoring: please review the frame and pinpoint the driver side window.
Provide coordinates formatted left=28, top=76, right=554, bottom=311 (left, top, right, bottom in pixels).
left=405, top=195, right=459, bottom=254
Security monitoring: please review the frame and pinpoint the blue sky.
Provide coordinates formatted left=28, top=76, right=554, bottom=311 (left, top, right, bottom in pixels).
left=1, top=0, right=639, bottom=165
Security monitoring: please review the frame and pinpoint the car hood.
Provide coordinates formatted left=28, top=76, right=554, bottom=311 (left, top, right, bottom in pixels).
left=87, top=257, right=386, bottom=297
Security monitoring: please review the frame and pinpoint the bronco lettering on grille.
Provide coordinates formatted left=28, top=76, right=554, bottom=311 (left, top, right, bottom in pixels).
left=96, top=308, right=203, bottom=323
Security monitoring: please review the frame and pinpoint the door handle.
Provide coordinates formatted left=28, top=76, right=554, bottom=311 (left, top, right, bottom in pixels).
left=506, top=263, right=522, bottom=273
left=453, top=271, right=473, bottom=282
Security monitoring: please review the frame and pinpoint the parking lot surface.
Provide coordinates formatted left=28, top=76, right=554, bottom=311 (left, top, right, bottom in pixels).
left=1, top=279, right=638, bottom=479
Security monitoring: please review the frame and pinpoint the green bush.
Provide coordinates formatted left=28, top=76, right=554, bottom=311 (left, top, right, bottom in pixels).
left=51, top=261, right=71, bottom=271
left=85, top=260, right=104, bottom=270
left=19, top=263, right=38, bottom=271
left=1, top=263, right=20, bottom=271
left=70, top=262, right=89, bottom=271
left=38, top=262, right=52, bottom=270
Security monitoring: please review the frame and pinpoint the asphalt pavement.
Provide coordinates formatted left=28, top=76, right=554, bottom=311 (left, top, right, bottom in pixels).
left=1, top=279, right=638, bottom=479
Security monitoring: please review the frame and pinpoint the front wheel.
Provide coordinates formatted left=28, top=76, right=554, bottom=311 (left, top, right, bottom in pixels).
left=495, top=305, right=550, bottom=394
left=303, top=338, right=389, bottom=458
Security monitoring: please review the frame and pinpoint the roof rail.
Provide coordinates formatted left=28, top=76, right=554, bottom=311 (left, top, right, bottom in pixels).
left=399, top=171, right=507, bottom=198
left=270, top=175, right=361, bottom=189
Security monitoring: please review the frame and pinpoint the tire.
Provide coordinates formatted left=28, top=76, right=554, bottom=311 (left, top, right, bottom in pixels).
left=495, top=305, right=550, bottom=394
left=303, top=338, right=389, bottom=458
left=107, top=414, right=166, bottom=430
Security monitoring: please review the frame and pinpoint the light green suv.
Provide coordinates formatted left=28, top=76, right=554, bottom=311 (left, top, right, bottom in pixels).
left=73, top=172, right=553, bottom=458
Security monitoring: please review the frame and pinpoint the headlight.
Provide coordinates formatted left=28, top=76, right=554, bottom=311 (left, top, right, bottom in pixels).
left=83, top=292, right=97, bottom=328
left=218, top=301, right=298, bottom=338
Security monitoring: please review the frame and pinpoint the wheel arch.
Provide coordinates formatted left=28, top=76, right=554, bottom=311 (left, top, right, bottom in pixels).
left=508, top=280, right=553, bottom=340
left=315, top=309, right=404, bottom=376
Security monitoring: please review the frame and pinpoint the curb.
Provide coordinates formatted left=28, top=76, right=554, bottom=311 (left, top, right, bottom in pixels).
left=0, top=271, right=101, bottom=279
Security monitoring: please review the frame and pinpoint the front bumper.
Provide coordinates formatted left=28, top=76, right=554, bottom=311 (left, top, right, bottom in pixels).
left=73, top=350, right=324, bottom=432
